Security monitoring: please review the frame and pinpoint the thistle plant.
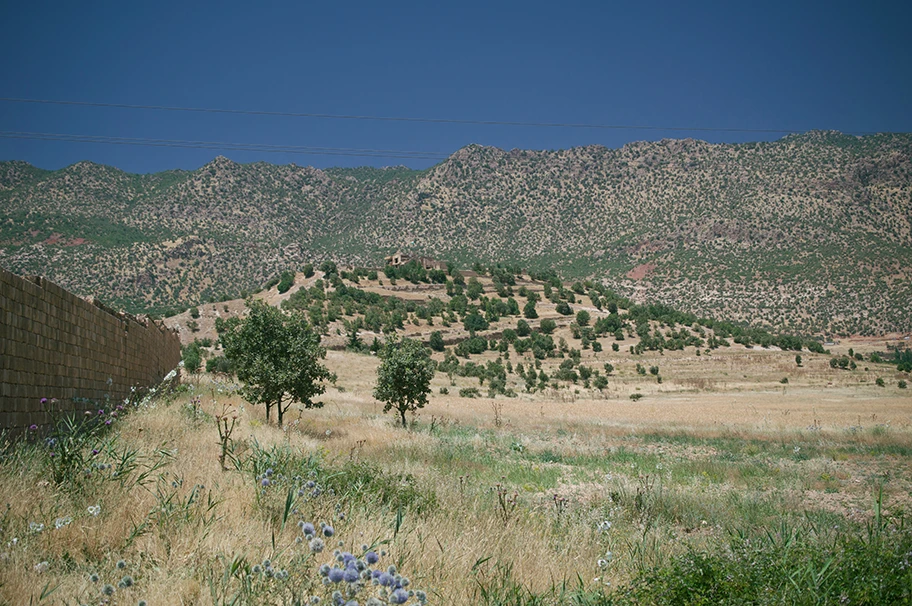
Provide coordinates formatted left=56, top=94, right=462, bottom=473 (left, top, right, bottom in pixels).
left=215, top=403, right=239, bottom=471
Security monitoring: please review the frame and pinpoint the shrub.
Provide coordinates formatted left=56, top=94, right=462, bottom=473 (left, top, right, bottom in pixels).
left=459, top=387, right=480, bottom=398
left=539, top=318, right=556, bottom=334
left=276, top=271, right=294, bottom=294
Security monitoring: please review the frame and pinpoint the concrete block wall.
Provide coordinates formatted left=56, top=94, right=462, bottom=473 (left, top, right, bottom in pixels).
left=0, top=267, right=181, bottom=432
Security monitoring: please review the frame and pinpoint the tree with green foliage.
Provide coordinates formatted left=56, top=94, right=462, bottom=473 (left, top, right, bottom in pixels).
left=523, top=299, right=538, bottom=319
left=319, top=260, right=338, bottom=276
left=556, top=301, right=572, bottom=315
left=539, top=318, right=556, bottom=334
left=576, top=310, right=591, bottom=326
left=429, top=330, right=445, bottom=352
left=516, top=319, right=531, bottom=337
left=466, top=277, right=483, bottom=300
left=463, top=311, right=489, bottom=335
left=182, top=341, right=202, bottom=375
left=374, top=338, right=436, bottom=427
left=216, top=300, right=334, bottom=426
left=277, top=270, right=295, bottom=294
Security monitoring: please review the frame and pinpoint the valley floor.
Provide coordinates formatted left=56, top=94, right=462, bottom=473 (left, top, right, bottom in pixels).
left=2, top=345, right=911, bottom=604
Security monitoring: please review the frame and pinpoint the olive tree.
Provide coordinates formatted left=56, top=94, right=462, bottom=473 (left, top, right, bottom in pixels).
left=374, top=338, right=436, bottom=427
left=216, top=299, right=334, bottom=426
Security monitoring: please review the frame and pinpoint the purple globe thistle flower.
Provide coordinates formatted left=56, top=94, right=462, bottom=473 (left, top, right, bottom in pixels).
left=343, top=567, right=359, bottom=583
left=378, top=572, right=394, bottom=587
left=365, top=551, right=379, bottom=565
left=319, top=564, right=331, bottom=576
left=307, top=480, right=316, bottom=488
left=265, top=468, right=274, bottom=477
left=40, top=398, right=48, bottom=404
left=371, top=569, right=382, bottom=579
left=310, top=538, right=325, bottom=553
left=322, top=524, right=335, bottom=537
left=390, top=588, right=410, bottom=604
left=101, top=584, right=115, bottom=596
left=328, top=567, right=345, bottom=583
left=302, top=522, right=315, bottom=536
left=261, top=478, right=271, bottom=487
left=29, top=424, right=38, bottom=431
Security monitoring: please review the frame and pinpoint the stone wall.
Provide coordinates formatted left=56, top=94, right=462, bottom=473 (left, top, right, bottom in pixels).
left=0, top=267, right=181, bottom=432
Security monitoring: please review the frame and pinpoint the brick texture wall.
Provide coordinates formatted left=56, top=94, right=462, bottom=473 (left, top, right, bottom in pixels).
left=1, top=267, right=181, bottom=432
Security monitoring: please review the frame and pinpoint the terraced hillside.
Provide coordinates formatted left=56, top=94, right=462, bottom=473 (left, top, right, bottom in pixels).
left=1, top=131, right=910, bottom=334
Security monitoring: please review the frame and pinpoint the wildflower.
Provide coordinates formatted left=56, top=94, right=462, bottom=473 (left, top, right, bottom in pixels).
left=378, top=572, right=395, bottom=587
left=261, top=478, right=271, bottom=487
left=343, top=567, right=359, bottom=583
left=265, top=468, right=274, bottom=478
left=117, top=559, right=127, bottom=569
left=90, top=573, right=100, bottom=582
left=40, top=398, right=48, bottom=404
left=328, top=567, right=345, bottom=583
left=119, top=575, right=134, bottom=588
left=310, top=538, right=325, bottom=553
left=390, top=588, right=410, bottom=604
left=138, top=601, right=148, bottom=606
left=29, top=424, right=38, bottom=431
left=302, top=522, right=316, bottom=536
left=252, top=565, right=262, bottom=574
left=102, top=584, right=116, bottom=596
left=262, top=559, right=271, bottom=569
left=598, top=520, right=612, bottom=533
left=34, top=561, right=49, bottom=573
left=416, top=590, right=428, bottom=603
left=365, top=551, right=379, bottom=565
left=54, top=517, right=72, bottom=529
left=311, top=597, right=322, bottom=605
left=29, top=522, right=44, bottom=533
left=322, top=524, right=335, bottom=538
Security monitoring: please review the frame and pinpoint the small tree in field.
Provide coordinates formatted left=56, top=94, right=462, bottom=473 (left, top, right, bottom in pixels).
left=216, top=300, right=334, bottom=426
left=374, top=338, right=436, bottom=428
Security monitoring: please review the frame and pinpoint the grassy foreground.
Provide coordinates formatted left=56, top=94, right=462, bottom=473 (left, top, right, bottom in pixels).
left=2, top=351, right=912, bottom=605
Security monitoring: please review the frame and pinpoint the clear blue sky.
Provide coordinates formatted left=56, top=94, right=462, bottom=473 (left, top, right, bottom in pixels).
left=1, top=0, right=910, bottom=173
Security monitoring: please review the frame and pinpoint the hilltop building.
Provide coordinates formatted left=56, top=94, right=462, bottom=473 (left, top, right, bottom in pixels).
left=384, top=251, right=447, bottom=271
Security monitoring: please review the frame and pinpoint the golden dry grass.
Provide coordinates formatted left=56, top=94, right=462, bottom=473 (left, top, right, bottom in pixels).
left=1, top=344, right=910, bottom=604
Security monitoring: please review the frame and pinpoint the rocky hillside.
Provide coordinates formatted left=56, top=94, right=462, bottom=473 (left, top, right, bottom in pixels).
left=1, top=131, right=910, bottom=335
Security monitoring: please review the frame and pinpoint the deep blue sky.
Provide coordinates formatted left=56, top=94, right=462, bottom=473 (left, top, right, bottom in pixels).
left=1, top=0, right=910, bottom=173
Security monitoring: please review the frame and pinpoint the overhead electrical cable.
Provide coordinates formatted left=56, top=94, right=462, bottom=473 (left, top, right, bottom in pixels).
left=0, top=97, right=874, bottom=135
left=0, top=131, right=450, bottom=160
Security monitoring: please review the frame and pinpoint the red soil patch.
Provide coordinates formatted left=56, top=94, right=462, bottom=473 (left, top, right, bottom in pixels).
left=42, top=233, right=87, bottom=246
left=626, top=262, right=656, bottom=280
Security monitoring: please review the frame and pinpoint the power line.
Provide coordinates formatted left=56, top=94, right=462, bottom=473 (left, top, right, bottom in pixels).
left=0, top=131, right=451, bottom=160
left=0, top=96, right=873, bottom=135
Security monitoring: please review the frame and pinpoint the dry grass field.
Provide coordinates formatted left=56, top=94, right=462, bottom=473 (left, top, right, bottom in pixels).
left=2, top=338, right=911, bottom=605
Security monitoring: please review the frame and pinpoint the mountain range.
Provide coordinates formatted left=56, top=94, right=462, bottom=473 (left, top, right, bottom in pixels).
left=1, top=130, right=910, bottom=335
